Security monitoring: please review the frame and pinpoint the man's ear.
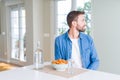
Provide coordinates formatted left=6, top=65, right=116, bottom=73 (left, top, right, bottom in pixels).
left=72, top=21, right=77, bottom=27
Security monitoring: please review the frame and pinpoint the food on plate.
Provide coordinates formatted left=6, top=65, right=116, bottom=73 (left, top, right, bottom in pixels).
left=52, top=59, right=68, bottom=64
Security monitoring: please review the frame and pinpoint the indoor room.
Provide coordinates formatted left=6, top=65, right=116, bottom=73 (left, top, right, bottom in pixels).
left=0, top=0, right=120, bottom=80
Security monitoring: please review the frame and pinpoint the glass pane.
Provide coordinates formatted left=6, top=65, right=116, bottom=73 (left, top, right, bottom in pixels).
left=21, top=17, right=26, bottom=28
left=11, top=9, right=19, bottom=60
left=76, top=0, right=85, bottom=8
left=57, top=0, right=71, bottom=35
left=20, top=29, right=26, bottom=39
left=11, top=10, right=19, bottom=28
left=20, top=8, right=26, bottom=61
left=11, top=29, right=19, bottom=39
left=19, top=28, right=26, bottom=61
left=11, top=10, right=18, bottom=18
left=11, top=39, right=19, bottom=60
left=57, top=15, right=67, bottom=28
left=19, top=40, right=26, bottom=61
left=57, top=0, right=71, bottom=14
left=20, top=9, right=26, bottom=28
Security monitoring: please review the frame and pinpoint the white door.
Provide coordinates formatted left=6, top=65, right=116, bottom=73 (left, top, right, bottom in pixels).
left=8, top=4, right=27, bottom=66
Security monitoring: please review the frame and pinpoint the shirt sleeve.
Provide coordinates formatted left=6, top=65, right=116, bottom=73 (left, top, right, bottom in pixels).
left=54, top=37, right=61, bottom=60
left=87, top=36, right=100, bottom=70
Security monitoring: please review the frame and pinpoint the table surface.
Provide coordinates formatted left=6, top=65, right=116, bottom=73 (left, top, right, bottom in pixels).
left=0, top=63, right=120, bottom=80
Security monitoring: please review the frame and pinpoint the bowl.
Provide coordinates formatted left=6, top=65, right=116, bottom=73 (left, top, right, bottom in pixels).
left=52, top=63, right=68, bottom=71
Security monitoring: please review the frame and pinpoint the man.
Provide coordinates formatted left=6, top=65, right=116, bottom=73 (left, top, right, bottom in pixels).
left=54, top=11, right=99, bottom=70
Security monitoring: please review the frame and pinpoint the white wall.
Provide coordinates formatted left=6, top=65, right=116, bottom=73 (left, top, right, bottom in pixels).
left=0, top=1, right=8, bottom=60
left=22, top=0, right=53, bottom=64
left=0, top=1, right=1, bottom=34
left=92, top=0, right=120, bottom=74
left=0, top=0, right=53, bottom=65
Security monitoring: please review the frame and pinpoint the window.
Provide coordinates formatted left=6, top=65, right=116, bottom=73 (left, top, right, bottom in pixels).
left=10, top=4, right=26, bottom=61
left=56, top=0, right=71, bottom=35
left=56, top=0, right=91, bottom=35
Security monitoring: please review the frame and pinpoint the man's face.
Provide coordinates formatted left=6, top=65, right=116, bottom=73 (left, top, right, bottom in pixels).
left=76, top=14, right=86, bottom=32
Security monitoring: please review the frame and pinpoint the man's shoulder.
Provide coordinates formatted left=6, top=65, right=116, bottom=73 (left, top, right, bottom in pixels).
left=56, top=32, right=67, bottom=40
left=80, top=32, right=89, bottom=37
left=80, top=32, right=93, bottom=41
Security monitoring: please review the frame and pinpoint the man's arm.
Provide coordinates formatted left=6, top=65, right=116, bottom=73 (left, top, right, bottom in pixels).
left=54, top=38, right=61, bottom=60
left=87, top=37, right=100, bottom=70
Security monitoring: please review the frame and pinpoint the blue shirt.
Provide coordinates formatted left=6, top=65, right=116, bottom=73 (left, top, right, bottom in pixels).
left=54, top=30, right=99, bottom=70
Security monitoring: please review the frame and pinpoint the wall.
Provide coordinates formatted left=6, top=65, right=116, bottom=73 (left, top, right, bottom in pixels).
left=0, top=0, right=53, bottom=65
left=43, top=0, right=52, bottom=61
left=23, top=0, right=53, bottom=64
left=0, top=1, right=8, bottom=61
left=92, top=0, right=120, bottom=74
left=19, top=0, right=52, bottom=65
left=0, top=1, right=1, bottom=34
left=0, top=2, right=1, bottom=52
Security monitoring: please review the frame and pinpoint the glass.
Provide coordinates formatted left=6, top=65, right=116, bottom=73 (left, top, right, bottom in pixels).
left=34, top=41, right=44, bottom=69
left=67, top=59, right=74, bottom=74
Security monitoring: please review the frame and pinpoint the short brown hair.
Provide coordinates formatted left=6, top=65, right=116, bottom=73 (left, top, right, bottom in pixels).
left=67, top=11, right=85, bottom=27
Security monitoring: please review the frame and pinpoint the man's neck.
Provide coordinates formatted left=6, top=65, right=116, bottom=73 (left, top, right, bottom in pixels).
left=68, top=28, right=79, bottom=39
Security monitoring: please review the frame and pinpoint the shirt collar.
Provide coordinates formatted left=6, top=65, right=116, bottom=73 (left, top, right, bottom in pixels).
left=65, top=29, right=83, bottom=40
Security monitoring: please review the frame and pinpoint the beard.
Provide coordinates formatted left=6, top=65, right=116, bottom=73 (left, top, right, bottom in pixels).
left=76, top=26, right=86, bottom=32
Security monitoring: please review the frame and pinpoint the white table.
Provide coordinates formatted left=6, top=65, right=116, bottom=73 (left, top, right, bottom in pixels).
left=0, top=64, right=120, bottom=80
